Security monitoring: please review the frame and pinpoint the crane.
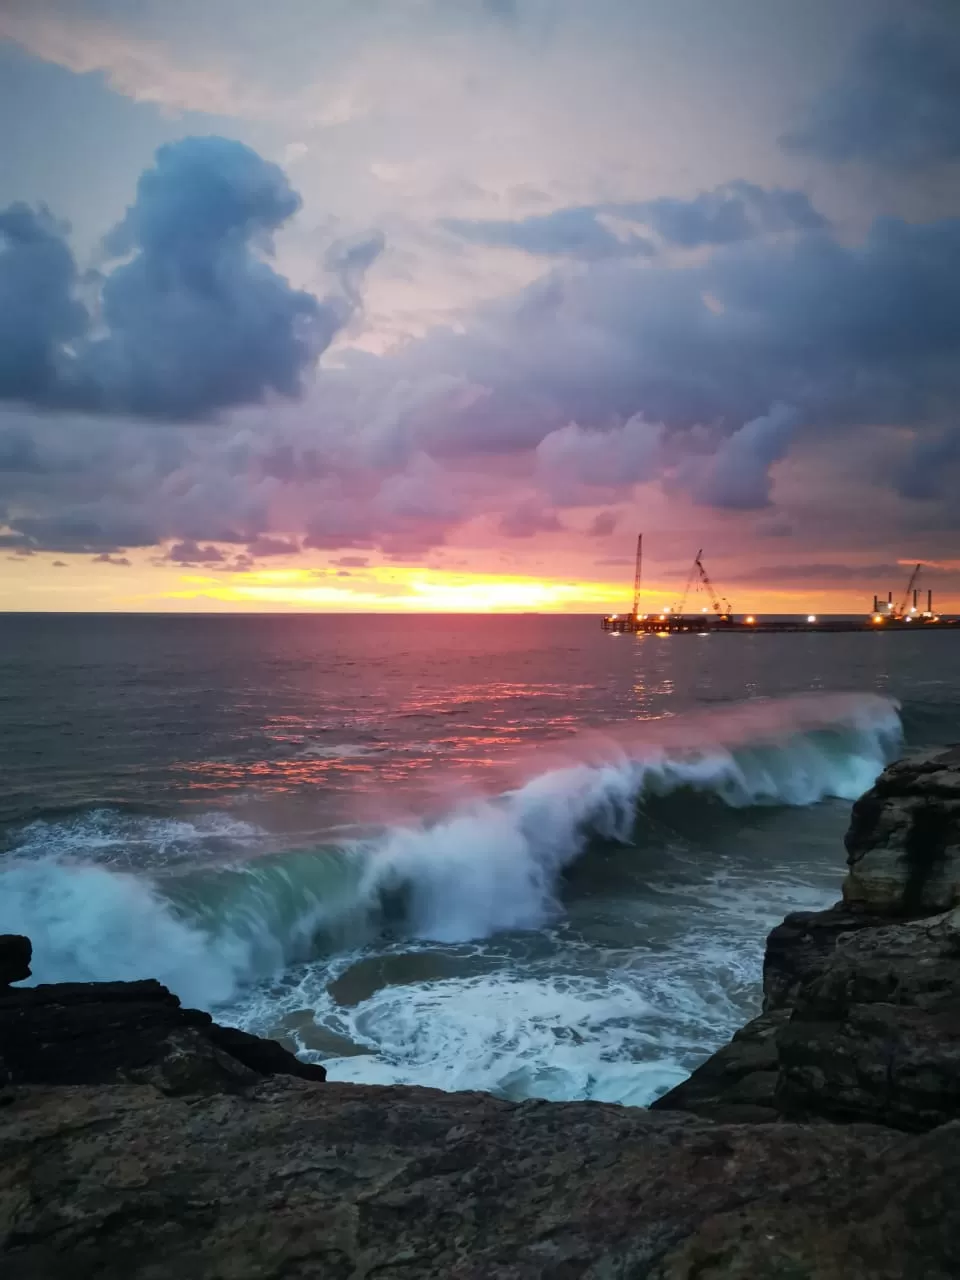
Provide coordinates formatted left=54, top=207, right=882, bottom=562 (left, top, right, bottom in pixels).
left=674, top=550, right=701, bottom=617
left=894, top=563, right=922, bottom=619
left=695, top=552, right=732, bottom=618
left=631, top=533, right=643, bottom=619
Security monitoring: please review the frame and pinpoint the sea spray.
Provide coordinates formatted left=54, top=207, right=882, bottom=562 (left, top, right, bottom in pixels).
left=0, top=692, right=902, bottom=1009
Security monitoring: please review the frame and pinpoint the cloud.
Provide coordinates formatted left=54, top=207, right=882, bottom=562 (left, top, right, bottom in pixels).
left=0, top=204, right=88, bottom=405
left=681, top=403, right=799, bottom=510
left=92, top=552, right=131, bottom=566
left=417, top=210, right=960, bottom=451
left=727, top=560, right=960, bottom=588
left=497, top=500, right=562, bottom=537
left=51, top=560, right=67, bottom=567
left=2, top=178, right=959, bottom=564
left=166, top=540, right=227, bottom=564
left=325, top=230, right=386, bottom=309
left=8, top=507, right=157, bottom=553
left=783, top=22, right=960, bottom=169
left=627, top=182, right=827, bottom=247
left=0, top=137, right=377, bottom=420
left=896, top=428, right=960, bottom=501
left=535, top=417, right=664, bottom=498
left=0, top=5, right=273, bottom=118
left=441, top=182, right=825, bottom=260
left=442, top=207, right=655, bottom=261
left=588, top=510, right=619, bottom=537
left=244, top=535, right=301, bottom=556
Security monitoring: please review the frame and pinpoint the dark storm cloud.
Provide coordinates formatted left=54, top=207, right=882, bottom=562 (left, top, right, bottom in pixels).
left=0, top=426, right=48, bottom=473
left=441, top=183, right=826, bottom=260
left=0, top=138, right=379, bottom=421
left=428, top=212, right=960, bottom=444
left=165, top=540, right=227, bottom=564
left=897, top=428, right=960, bottom=501
left=783, top=22, right=960, bottom=169
left=627, top=182, right=827, bottom=247
left=8, top=508, right=157, bottom=553
left=0, top=204, right=88, bottom=405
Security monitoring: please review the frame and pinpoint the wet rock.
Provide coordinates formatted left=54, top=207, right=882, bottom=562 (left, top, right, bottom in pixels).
left=762, top=905, right=889, bottom=1011
left=0, top=978, right=326, bottom=1094
left=843, top=751, right=960, bottom=915
left=0, top=935, right=31, bottom=987
left=5, top=1077, right=959, bottom=1280
left=649, top=1009, right=786, bottom=1123
left=775, top=908, right=960, bottom=1130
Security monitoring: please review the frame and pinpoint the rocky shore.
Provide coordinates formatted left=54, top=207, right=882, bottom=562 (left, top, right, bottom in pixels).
left=3, top=749, right=960, bottom=1278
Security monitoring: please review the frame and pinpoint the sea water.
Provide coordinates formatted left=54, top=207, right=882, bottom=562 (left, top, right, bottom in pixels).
left=1, top=613, right=955, bottom=1104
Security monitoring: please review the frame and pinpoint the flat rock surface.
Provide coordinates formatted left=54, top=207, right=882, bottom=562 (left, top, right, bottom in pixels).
left=5, top=1077, right=960, bottom=1280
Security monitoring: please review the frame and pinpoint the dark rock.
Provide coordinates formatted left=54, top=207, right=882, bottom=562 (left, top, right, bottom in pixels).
left=650, top=1009, right=786, bottom=1122
left=843, top=751, right=960, bottom=915
left=762, top=905, right=889, bottom=1011
left=0, top=935, right=31, bottom=987
left=0, top=978, right=325, bottom=1094
left=5, top=1077, right=960, bottom=1280
left=775, top=908, right=960, bottom=1130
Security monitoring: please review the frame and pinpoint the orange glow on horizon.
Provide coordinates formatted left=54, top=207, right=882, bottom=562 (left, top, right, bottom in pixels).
left=166, top=565, right=632, bottom=613
left=1, top=548, right=958, bottom=614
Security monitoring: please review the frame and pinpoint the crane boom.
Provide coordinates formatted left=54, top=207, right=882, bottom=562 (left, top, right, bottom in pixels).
left=896, top=563, right=922, bottom=617
left=632, top=534, right=643, bottom=618
left=695, top=553, right=731, bottom=616
left=675, top=550, right=700, bottom=616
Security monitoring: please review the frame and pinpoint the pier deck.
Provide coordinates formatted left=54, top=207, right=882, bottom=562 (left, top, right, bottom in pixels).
left=601, top=615, right=959, bottom=634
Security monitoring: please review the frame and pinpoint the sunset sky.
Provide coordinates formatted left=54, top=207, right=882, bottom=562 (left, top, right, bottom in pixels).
left=1, top=0, right=958, bottom=613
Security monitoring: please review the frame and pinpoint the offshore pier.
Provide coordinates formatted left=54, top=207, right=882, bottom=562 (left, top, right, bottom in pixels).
left=601, top=536, right=959, bottom=634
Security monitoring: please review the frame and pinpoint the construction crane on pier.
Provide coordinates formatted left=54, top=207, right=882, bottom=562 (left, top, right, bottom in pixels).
left=674, top=549, right=732, bottom=618
left=631, top=534, right=643, bottom=619
left=894, top=563, right=922, bottom=619
left=674, top=552, right=700, bottom=618
left=695, top=551, right=732, bottom=618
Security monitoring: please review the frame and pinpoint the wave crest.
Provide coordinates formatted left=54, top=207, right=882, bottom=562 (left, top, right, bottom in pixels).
left=0, top=692, right=901, bottom=1008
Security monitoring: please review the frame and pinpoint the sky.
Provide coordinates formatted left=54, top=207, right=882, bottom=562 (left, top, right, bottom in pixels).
left=0, top=0, right=959, bottom=614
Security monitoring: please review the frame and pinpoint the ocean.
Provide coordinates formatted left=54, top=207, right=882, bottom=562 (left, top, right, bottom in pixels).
left=1, top=613, right=956, bottom=1105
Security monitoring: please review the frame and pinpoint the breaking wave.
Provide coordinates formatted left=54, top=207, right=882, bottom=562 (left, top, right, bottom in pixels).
left=0, top=693, right=901, bottom=1010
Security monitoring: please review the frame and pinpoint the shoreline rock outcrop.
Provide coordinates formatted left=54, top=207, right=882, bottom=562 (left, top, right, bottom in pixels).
left=4, top=749, right=960, bottom=1277
left=652, top=747, right=960, bottom=1132
left=0, top=938, right=325, bottom=1094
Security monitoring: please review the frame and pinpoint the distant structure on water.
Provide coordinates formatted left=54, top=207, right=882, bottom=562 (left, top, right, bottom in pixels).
left=601, top=536, right=958, bottom=634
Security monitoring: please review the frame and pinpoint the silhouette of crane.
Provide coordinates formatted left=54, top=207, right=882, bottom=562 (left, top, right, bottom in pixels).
left=694, top=551, right=732, bottom=617
left=894, top=563, right=922, bottom=619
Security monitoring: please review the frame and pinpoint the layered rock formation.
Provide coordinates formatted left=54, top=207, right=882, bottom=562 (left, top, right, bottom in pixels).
left=843, top=746, right=960, bottom=914
left=3, top=750, right=960, bottom=1278
left=653, top=747, right=960, bottom=1132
